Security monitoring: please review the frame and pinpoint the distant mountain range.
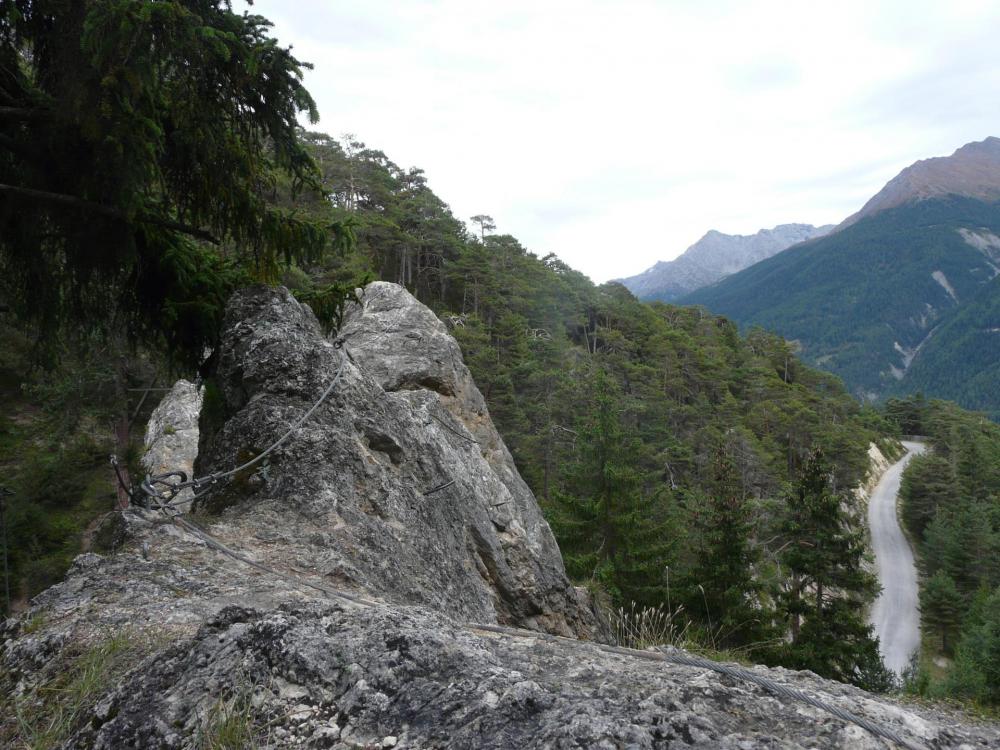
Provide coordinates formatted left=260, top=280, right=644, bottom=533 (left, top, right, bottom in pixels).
left=619, top=223, right=833, bottom=302
left=682, top=137, right=1000, bottom=418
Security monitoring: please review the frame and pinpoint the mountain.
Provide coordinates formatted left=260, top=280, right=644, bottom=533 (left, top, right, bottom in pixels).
left=683, top=137, right=1000, bottom=417
left=619, top=223, right=833, bottom=301
left=840, top=136, right=1000, bottom=229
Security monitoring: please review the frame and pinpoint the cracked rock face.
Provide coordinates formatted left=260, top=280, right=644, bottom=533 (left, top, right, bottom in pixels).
left=197, top=283, right=601, bottom=638
left=2, top=283, right=998, bottom=749
left=5, top=578, right=998, bottom=749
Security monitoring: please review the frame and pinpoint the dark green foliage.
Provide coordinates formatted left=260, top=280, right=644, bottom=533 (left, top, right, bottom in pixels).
left=946, top=586, right=1000, bottom=704
left=921, top=572, right=963, bottom=653
left=683, top=197, right=1000, bottom=417
left=0, top=0, right=346, bottom=365
left=684, top=442, right=768, bottom=648
left=900, top=454, right=958, bottom=540
left=900, top=275, right=1000, bottom=419
left=884, top=394, right=929, bottom=436
left=772, top=450, right=887, bottom=687
left=293, top=281, right=368, bottom=334
left=785, top=597, right=895, bottom=693
left=548, top=367, right=674, bottom=606
left=0, top=417, right=116, bottom=609
left=895, top=396, right=1000, bottom=704
left=0, top=321, right=162, bottom=614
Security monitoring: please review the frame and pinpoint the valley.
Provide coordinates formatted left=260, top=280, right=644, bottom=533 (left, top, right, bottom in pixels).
left=679, top=140, right=1000, bottom=419
left=1, top=4, right=999, bottom=745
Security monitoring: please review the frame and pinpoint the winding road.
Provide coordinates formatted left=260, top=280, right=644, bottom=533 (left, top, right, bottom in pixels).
left=867, top=440, right=926, bottom=674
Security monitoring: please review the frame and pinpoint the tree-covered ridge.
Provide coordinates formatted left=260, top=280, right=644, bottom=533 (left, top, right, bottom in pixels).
left=682, top=197, right=1000, bottom=418
left=893, top=275, right=1000, bottom=419
left=283, top=131, right=893, bottom=687
left=889, top=395, right=1000, bottom=705
left=0, top=0, right=900, bottom=687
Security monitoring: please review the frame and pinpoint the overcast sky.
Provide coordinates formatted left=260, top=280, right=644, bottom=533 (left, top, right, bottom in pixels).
left=244, top=0, right=1000, bottom=282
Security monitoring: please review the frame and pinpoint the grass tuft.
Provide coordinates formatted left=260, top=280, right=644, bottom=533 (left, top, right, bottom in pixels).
left=196, top=683, right=260, bottom=750
left=2, top=629, right=151, bottom=749
left=608, top=601, right=688, bottom=650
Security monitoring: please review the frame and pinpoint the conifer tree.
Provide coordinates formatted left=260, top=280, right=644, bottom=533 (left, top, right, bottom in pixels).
left=947, top=586, right=1000, bottom=703
left=549, top=367, right=674, bottom=606
left=687, top=440, right=769, bottom=648
left=921, top=571, right=964, bottom=653
left=777, top=449, right=890, bottom=688
left=0, top=1, right=346, bottom=363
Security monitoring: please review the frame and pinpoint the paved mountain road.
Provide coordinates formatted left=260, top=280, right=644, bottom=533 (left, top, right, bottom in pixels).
left=868, top=441, right=926, bottom=675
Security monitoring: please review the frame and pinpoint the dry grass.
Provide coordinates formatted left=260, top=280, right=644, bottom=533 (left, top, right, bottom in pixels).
left=5, top=629, right=151, bottom=750
left=607, top=601, right=689, bottom=650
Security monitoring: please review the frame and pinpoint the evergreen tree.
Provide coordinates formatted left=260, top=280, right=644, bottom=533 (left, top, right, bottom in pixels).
left=686, top=440, right=770, bottom=648
left=776, top=450, right=888, bottom=687
left=946, top=586, right=1000, bottom=704
left=921, top=572, right=964, bottom=653
left=549, top=367, right=674, bottom=606
left=899, top=454, right=958, bottom=539
left=0, top=1, right=345, bottom=363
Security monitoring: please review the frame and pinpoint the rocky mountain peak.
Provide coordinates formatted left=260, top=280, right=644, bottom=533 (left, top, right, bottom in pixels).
left=619, top=222, right=833, bottom=302
left=839, top=136, right=1000, bottom=229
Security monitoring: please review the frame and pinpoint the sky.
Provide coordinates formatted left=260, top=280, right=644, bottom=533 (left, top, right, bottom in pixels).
left=243, top=0, right=1000, bottom=283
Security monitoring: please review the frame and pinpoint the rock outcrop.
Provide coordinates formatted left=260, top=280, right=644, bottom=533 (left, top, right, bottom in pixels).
left=195, top=283, right=600, bottom=638
left=2, top=283, right=998, bottom=749
left=142, top=379, right=203, bottom=511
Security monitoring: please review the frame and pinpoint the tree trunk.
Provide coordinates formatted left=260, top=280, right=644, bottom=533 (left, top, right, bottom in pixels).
left=112, top=368, right=132, bottom=511
left=790, top=575, right=802, bottom=642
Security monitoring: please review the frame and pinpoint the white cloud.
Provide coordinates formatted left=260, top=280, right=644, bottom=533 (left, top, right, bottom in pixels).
left=244, top=0, right=1000, bottom=282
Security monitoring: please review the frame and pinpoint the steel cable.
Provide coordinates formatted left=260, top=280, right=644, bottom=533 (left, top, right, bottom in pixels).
left=117, top=346, right=348, bottom=510
left=651, top=648, right=927, bottom=750
left=470, top=624, right=927, bottom=750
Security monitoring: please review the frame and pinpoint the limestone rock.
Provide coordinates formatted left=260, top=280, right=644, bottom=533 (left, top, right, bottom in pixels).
left=7, top=575, right=998, bottom=749
left=338, top=281, right=574, bottom=599
left=142, top=379, right=203, bottom=510
left=198, top=283, right=601, bottom=639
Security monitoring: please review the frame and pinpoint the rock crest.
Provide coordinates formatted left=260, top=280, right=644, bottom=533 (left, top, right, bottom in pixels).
left=142, top=379, right=203, bottom=511
left=197, top=283, right=601, bottom=637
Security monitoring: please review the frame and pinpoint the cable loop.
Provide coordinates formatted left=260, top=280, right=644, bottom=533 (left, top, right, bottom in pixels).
left=112, top=350, right=348, bottom=510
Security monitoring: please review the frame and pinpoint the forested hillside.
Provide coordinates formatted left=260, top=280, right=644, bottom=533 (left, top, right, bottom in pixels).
left=894, top=274, right=1000, bottom=415
left=683, top=195, right=1000, bottom=417
left=267, top=131, right=899, bottom=686
left=0, top=122, right=897, bottom=686
left=0, top=0, right=911, bottom=692
left=888, top=396, right=1000, bottom=706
